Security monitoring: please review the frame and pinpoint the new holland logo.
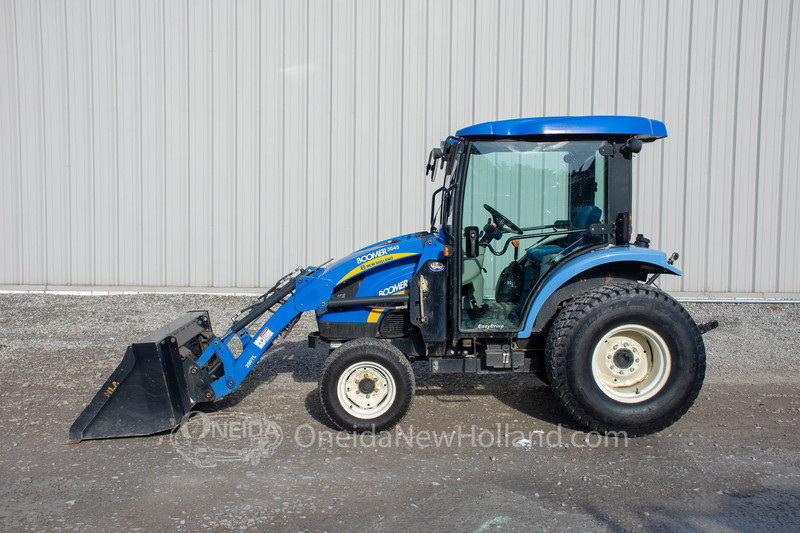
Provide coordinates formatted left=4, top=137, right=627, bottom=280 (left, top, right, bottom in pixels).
left=337, top=252, right=417, bottom=285
left=429, top=261, right=445, bottom=272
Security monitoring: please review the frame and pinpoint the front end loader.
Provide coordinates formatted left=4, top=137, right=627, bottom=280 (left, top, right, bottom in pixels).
left=70, top=116, right=716, bottom=442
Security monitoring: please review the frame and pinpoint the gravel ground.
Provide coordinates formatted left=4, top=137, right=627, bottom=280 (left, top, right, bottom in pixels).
left=1, top=294, right=799, bottom=531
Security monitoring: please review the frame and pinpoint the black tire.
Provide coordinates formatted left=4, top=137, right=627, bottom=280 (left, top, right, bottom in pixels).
left=319, top=338, right=415, bottom=432
left=545, top=282, right=705, bottom=437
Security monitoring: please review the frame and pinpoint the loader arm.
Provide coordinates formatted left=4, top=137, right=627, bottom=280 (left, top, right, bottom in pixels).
left=68, top=265, right=333, bottom=442
left=199, top=294, right=308, bottom=399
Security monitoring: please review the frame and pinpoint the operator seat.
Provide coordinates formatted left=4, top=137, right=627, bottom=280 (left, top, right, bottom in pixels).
left=462, top=245, right=487, bottom=306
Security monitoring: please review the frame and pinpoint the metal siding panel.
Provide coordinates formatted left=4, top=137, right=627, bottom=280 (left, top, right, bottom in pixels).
left=164, top=0, right=189, bottom=287
left=544, top=0, right=570, bottom=115
left=41, top=1, right=71, bottom=285
left=635, top=0, right=667, bottom=254
left=705, top=0, right=738, bottom=292
left=236, top=0, right=260, bottom=286
left=65, top=0, right=94, bottom=285
left=753, top=0, right=791, bottom=292
left=140, top=0, right=166, bottom=287
left=283, top=0, right=308, bottom=271
left=473, top=0, right=498, bottom=124
left=778, top=1, right=800, bottom=293
left=307, top=0, right=333, bottom=264
left=450, top=0, right=475, bottom=129
left=569, top=0, right=594, bottom=115
left=15, top=0, right=46, bottom=285
left=658, top=0, right=692, bottom=294
left=497, top=0, right=522, bottom=119
left=258, top=0, right=284, bottom=285
left=729, top=0, right=765, bottom=292
left=520, top=0, right=546, bottom=117
left=329, top=1, right=356, bottom=258
left=211, top=0, right=236, bottom=287
left=3, top=0, right=799, bottom=296
left=615, top=0, right=641, bottom=116
left=422, top=2, right=451, bottom=227
left=681, top=0, right=716, bottom=293
left=89, top=0, right=118, bottom=285
left=593, top=0, right=619, bottom=115
left=376, top=0, right=403, bottom=239
left=424, top=0, right=452, bottom=232
left=355, top=0, right=379, bottom=247
left=0, top=0, right=21, bottom=284
left=400, top=0, right=425, bottom=236
left=115, top=0, right=142, bottom=285
left=188, top=0, right=213, bottom=287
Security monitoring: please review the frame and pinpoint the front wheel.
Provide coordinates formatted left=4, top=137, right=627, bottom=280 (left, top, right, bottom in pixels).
left=319, top=338, right=415, bottom=432
left=545, top=282, right=706, bottom=436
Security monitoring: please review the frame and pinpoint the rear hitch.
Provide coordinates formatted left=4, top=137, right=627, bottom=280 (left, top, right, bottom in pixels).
left=698, top=320, right=719, bottom=334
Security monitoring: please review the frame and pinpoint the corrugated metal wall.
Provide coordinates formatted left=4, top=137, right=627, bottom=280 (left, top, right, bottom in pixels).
left=1, top=0, right=799, bottom=295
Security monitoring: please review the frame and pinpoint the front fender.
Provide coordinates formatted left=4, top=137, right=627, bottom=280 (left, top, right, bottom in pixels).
left=517, top=247, right=680, bottom=339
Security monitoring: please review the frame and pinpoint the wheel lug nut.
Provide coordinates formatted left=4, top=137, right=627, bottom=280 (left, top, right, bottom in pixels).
left=635, top=358, right=640, bottom=363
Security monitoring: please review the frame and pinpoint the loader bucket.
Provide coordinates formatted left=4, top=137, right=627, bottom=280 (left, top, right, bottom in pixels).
left=68, top=311, right=216, bottom=443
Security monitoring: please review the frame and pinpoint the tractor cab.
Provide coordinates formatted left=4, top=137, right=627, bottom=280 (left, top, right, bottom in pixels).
left=428, top=116, right=665, bottom=337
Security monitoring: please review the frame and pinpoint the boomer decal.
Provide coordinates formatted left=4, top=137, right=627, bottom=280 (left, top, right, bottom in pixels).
left=378, top=279, right=409, bottom=296
left=356, top=245, right=400, bottom=264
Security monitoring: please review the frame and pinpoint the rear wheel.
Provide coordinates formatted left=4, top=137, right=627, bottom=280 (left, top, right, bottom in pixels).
left=545, top=282, right=705, bottom=436
left=319, top=338, right=415, bottom=432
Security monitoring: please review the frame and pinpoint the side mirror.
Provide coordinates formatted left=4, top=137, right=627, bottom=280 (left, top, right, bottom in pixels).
left=426, top=148, right=443, bottom=180
left=464, top=226, right=479, bottom=258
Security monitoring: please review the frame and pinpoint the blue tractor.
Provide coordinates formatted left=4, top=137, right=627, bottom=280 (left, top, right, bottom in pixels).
left=69, top=116, right=716, bottom=442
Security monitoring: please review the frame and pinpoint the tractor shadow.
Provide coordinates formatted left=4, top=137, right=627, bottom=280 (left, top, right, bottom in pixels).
left=411, top=365, right=584, bottom=431
left=196, top=338, right=326, bottom=413
left=198, top=339, right=581, bottom=432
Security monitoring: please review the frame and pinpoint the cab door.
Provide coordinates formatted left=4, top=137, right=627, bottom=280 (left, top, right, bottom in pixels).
left=455, top=139, right=609, bottom=334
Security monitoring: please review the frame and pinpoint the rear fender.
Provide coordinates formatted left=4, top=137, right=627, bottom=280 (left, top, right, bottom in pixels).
left=517, top=247, right=680, bottom=339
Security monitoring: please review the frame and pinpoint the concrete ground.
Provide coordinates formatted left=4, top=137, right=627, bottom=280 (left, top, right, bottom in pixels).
left=1, top=294, right=799, bottom=532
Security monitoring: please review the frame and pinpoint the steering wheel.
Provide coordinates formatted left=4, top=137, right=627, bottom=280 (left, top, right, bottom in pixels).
left=483, top=204, right=522, bottom=235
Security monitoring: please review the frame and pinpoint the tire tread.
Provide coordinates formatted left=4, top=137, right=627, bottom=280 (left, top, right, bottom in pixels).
left=545, top=282, right=706, bottom=437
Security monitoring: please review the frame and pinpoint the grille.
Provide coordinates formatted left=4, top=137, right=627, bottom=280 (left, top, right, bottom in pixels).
left=378, top=311, right=412, bottom=338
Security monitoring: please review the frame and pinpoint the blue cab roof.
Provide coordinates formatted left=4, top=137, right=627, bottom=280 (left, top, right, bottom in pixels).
left=456, top=116, right=668, bottom=139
